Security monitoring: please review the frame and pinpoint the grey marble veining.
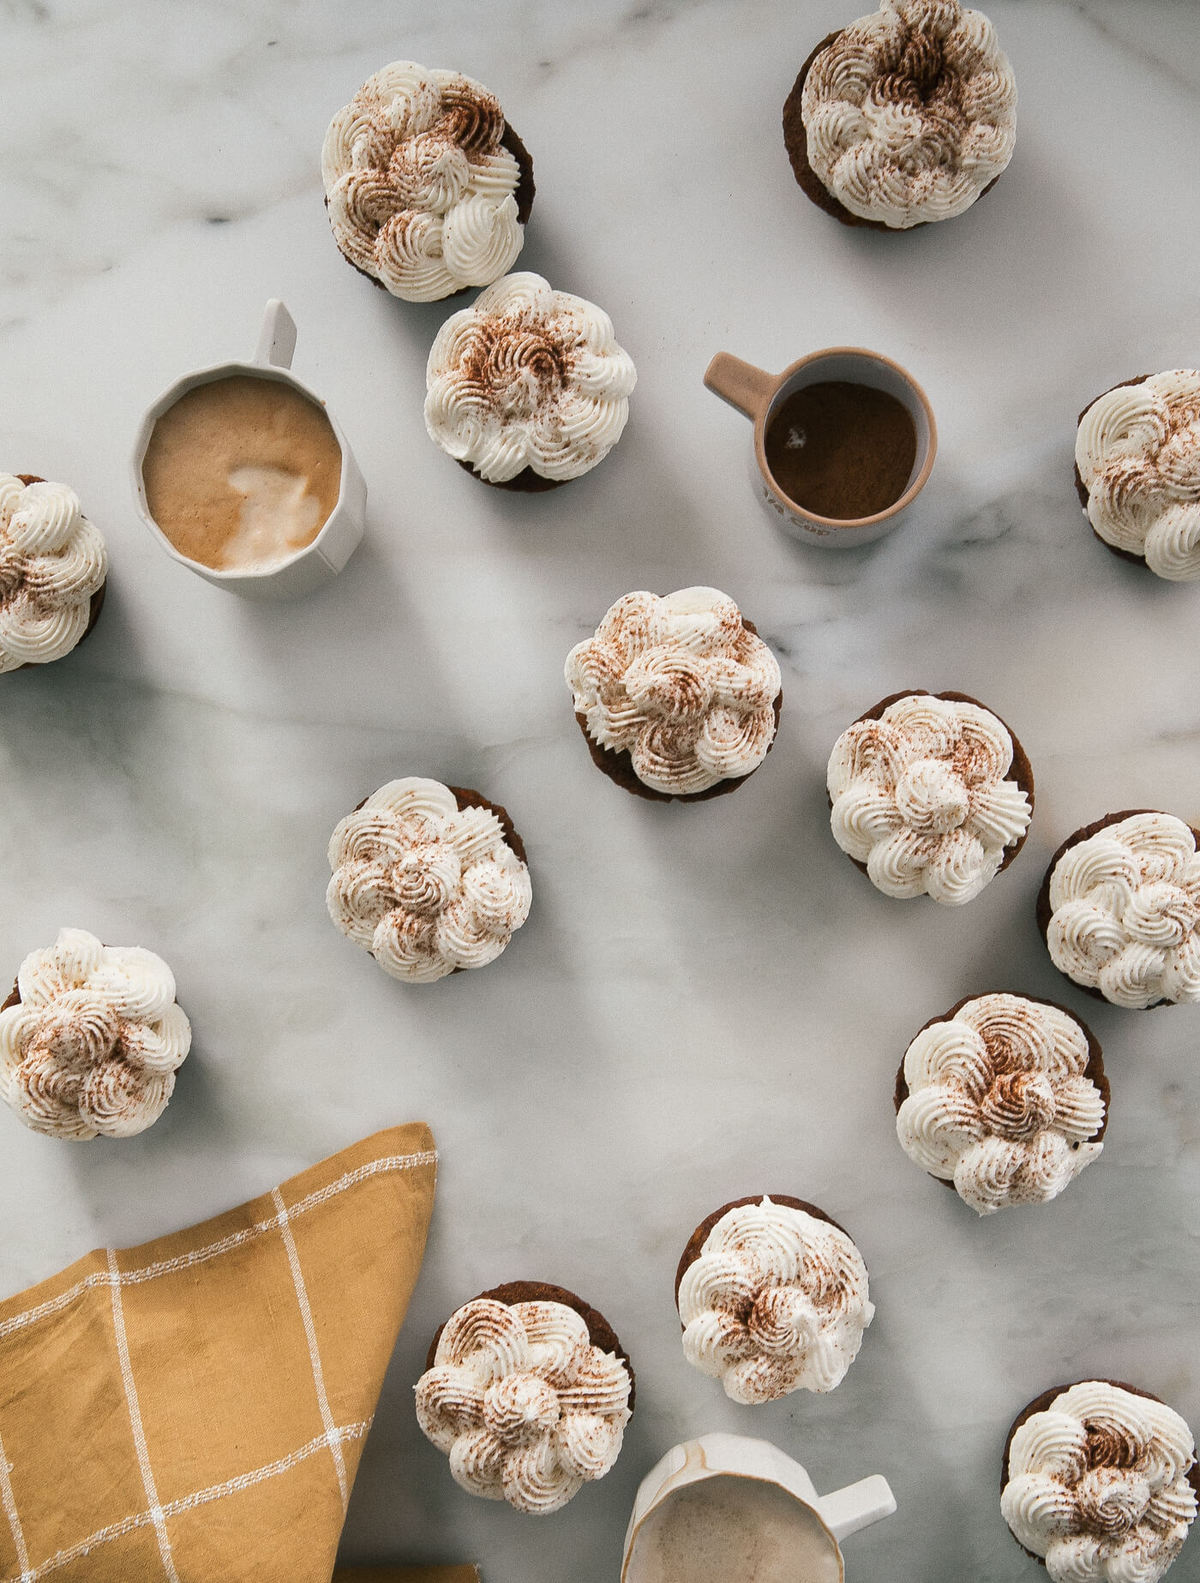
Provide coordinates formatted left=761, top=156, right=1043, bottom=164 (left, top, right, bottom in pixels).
left=1, top=3, right=1199, bottom=1580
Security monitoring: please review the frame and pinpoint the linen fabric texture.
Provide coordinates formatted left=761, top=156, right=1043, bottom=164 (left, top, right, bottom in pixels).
left=0, top=1123, right=437, bottom=1583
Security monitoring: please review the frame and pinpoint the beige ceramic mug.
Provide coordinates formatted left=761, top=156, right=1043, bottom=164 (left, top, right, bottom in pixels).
left=132, top=300, right=367, bottom=599
left=622, top=1432, right=896, bottom=1583
left=705, top=346, right=936, bottom=548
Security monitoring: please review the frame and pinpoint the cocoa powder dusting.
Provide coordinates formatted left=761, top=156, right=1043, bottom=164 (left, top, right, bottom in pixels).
left=764, top=381, right=917, bottom=520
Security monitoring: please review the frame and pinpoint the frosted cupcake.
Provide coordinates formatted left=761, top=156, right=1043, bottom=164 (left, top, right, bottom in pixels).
left=827, top=690, right=1033, bottom=904
left=321, top=60, right=534, bottom=302
left=1001, top=1380, right=1198, bottom=1582
left=783, top=0, right=1016, bottom=231
left=414, top=1281, right=634, bottom=1515
left=565, top=587, right=782, bottom=802
left=1074, top=371, right=1200, bottom=580
left=425, top=272, right=636, bottom=491
left=1038, top=810, right=1200, bottom=1009
left=0, top=474, right=107, bottom=673
left=0, top=928, right=191, bottom=1140
left=674, top=1195, right=874, bottom=1403
left=895, top=993, right=1108, bottom=1214
left=326, top=777, right=531, bottom=983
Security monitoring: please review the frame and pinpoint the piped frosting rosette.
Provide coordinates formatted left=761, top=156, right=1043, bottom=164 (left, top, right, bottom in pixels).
left=1076, top=371, right=1200, bottom=580
left=827, top=691, right=1032, bottom=904
left=0, top=474, right=107, bottom=672
left=800, top=0, right=1017, bottom=229
left=896, top=994, right=1107, bottom=1214
left=326, top=778, right=531, bottom=983
left=676, top=1197, right=874, bottom=1403
left=414, top=1292, right=633, bottom=1514
left=425, top=272, right=636, bottom=484
left=1041, top=812, right=1200, bottom=1009
left=0, top=928, right=190, bottom=1140
left=565, top=587, right=782, bottom=798
left=1001, top=1381, right=1198, bottom=1583
left=322, top=60, right=527, bottom=302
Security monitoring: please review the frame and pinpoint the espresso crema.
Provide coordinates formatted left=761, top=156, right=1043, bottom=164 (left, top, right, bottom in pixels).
left=630, top=1477, right=842, bottom=1583
left=142, top=374, right=342, bottom=571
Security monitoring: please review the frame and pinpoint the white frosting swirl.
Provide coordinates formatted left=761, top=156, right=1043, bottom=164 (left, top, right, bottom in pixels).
left=678, top=1197, right=873, bottom=1403
left=414, top=1296, right=632, bottom=1514
left=321, top=60, right=525, bottom=302
left=565, top=587, right=781, bottom=796
left=827, top=693, right=1031, bottom=904
left=1002, top=1382, right=1197, bottom=1582
left=897, top=994, right=1105, bottom=1215
left=0, top=928, right=190, bottom=1140
left=800, top=0, right=1017, bottom=229
left=1076, top=371, right=1200, bottom=581
left=326, top=778, right=531, bottom=983
left=425, top=272, right=636, bottom=483
left=0, top=475, right=107, bottom=673
left=1046, top=812, right=1200, bottom=1009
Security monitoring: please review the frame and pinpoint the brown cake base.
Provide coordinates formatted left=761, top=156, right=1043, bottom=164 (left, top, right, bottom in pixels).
left=426, top=1280, right=635, bottom=1411
left=577, top=618, right=782, bottom=804
left=454, top=457, right=566, bottom=494
left=673, top=1194, right=850, bottom=1314
left=10, top=474, right=106, bottom=670
left=893, top=993, right=1108, bottom=1196
left=329, top=119, right=535, bottom=300
left=782, top=32, right=1000, bottom=233
left=831, top=689, right=1035, bottom=883
left=1000, top=1379, right=1200, bottom=1567
left=1073, top=375, right=1158, bottom=568
left=1037, top=809, right=1200, bottom=1010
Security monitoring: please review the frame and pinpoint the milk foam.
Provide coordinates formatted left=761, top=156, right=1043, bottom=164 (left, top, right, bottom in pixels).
left=630, top=1478, right=841, bottom=1583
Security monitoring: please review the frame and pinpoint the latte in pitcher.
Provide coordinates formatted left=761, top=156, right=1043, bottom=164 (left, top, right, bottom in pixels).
left=141, top=374, right=342, bottom=572
left=631, top=1476, right=842, bottom=1583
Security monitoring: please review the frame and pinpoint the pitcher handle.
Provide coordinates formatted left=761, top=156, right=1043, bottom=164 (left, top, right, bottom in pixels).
left=816, top=1474, right=896, bottom=1541
left=254, top=299, right=297, bottom=370
left=703, top=352, right=776, bottom=421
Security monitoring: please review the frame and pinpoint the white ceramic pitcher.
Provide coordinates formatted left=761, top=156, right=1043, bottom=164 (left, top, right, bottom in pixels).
left=132, top=299, right=367, bottom=599
left=622, top=1432, right=895, bottom=1582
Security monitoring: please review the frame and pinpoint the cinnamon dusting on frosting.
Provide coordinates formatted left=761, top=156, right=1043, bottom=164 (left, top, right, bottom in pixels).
left=896, top=994, right=1106, bottom=1214
left=1002, top=1382, right=1197, bottom=1582
left=566, top=588, right=781, bottom=798
left=0, top=928, right=190, bottom=1140
left=798, top=0, right=1016, bottom=230
left=426, top=273, right=635, bottom=484
left=1076, top=371, right=1200, bottom=580
left=322, top=61, right=529, bottom=301
left=0, top=475, right=107, bottom=672
left=414, top=1293, right=632, bottom=1514
left=676, top=1196, right=873, bottom=1403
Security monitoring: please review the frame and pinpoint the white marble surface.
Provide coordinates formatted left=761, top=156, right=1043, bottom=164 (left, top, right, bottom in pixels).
left=2, top=1, right=1199, bottom=1579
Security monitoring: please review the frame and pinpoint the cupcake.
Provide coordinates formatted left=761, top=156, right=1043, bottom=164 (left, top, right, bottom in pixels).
left=674, top=1195, right=874, bottom=1403
left=0, top=928, right=191, bottom=1140
left=424, top=272, right=636, bottom=491
left=894, top=993, right=1108, bottom=1214
left=326, top=777, right=531, bottom=983
left=827, top=690, right=1033, bottom=904
left=414, top=1281, right=634, bottom=1514
left=1038, top=811, right=1200, bottom=1009
left=321, top=60, right=534, bottom=303
left=565, top=587, right=782, bottom=802
left=783, top=0, right=1016, bottom=231
left=1074, top=371, right=1200, bottom=580
left=0, top=474, right=107, bottom=673
left=1001, top=1380, right=1198, bottom=1582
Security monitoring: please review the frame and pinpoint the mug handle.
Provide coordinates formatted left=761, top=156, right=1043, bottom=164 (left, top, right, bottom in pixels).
left=704, top=353, right=776, bottom=421
left=254, top=298, right=298, bottom=370
left=816, top=1474, right=896, bottom=1542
